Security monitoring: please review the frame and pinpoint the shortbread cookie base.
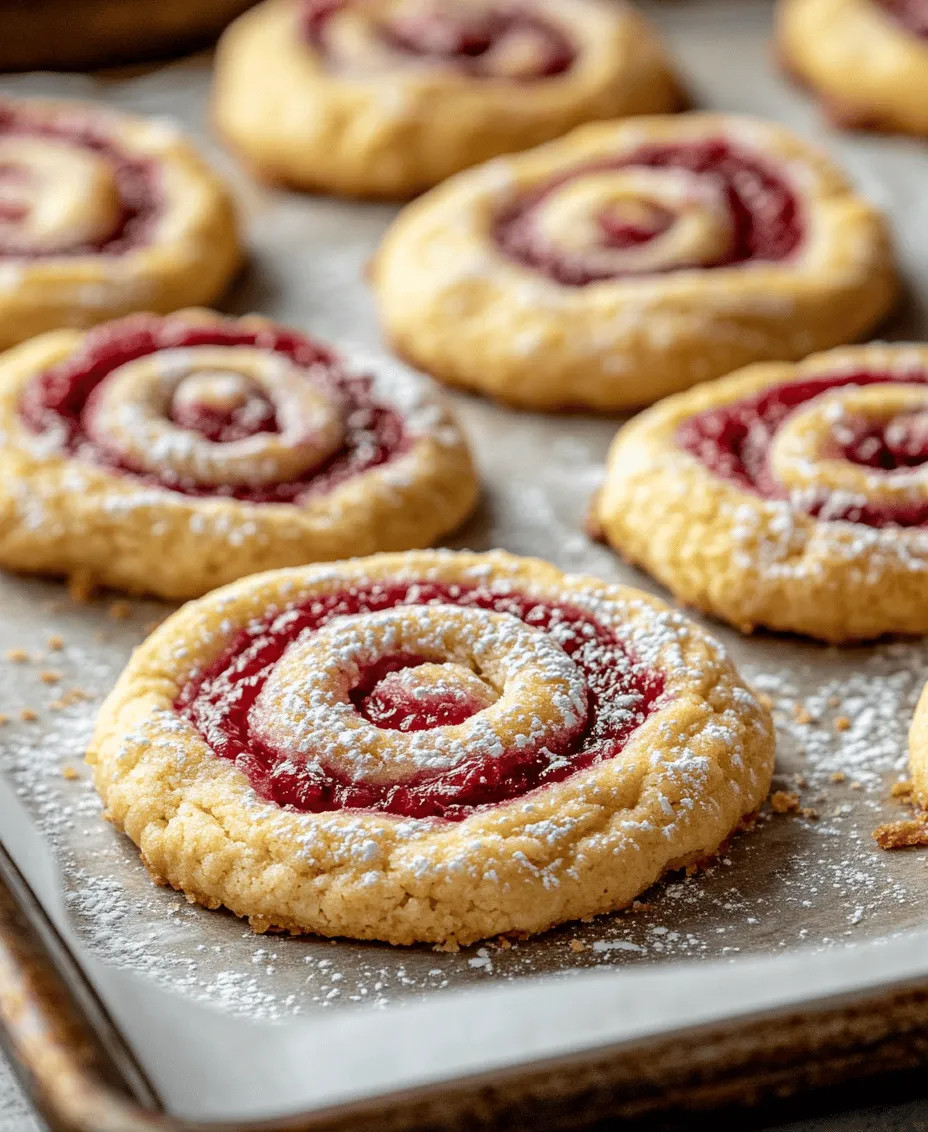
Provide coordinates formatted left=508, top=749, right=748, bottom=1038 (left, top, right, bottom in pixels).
left=87, top=550, right=775, bottom=945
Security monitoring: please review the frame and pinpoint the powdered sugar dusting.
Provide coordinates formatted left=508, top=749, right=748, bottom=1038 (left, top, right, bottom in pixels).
left=2, top=440, right=927, bottom=1021
left=1, top=44, right=928, bottom=1033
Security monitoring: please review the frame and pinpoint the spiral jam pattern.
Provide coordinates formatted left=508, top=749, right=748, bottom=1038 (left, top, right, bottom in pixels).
left=177, top=582, right=664, bottom=820
left=879, top=0, right=928, bottom=37
left=19, top=314, right=406, bottom=502
left=678, top=368, right=928, bottom=526
left=0, top=103, right=159, bottom=258
left=495, top=139, right=802, bottom=286
left=303, top=0, right=575, bottom=79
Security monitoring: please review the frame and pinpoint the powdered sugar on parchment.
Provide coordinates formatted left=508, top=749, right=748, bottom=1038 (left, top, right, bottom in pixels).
left=1, top=43, right=927, bottom=1026
left=1, top=471, right=927, bottom=1022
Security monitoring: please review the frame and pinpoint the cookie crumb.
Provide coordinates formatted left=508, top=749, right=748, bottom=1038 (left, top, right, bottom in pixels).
left=799, top=807, right=819, bottom=820
left=0, top=714, right=9, bottom=726
left=849, top=780, right=862, bottom=791
left=39, top=670, right=61, bottom=685
left=793, top=705, right=813, bottom=725
left=51, top=688, right=92, bottom=710
left=569, top=939, right=586, bottom=952
left=827, top=695, right=842, bottom=708
left=47, top=635, right=64, bottom=651
left=6, top=648, right=29, bottom=663
left=67, top=571, right=94, bottom=603
left=19, top=708, right=38, bottom=722
left=831, top=771, right=847, bottom=784
left=891, top=780, right=914, bottom=799
left=874, top=818, right=928, bottom=850
left=793, top=773, right=808, bottom=787
left=62, top=765, right=79, bottom=781
left=771, top=790, right=801, bottom=814
left=433, top=940, right=460, bottom=954
left=496, top=937, right=511, bottom=950
left=834, top=715, right=851, bottom=732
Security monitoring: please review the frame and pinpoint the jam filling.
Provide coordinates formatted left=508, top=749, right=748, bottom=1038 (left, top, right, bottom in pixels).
left=677, top=370, right=928, bottom=527
left=19, top=314, right=407, bottom=503
left=0, top=103, right=160, bottom=257
left=599, top=202, right=675, bottom=250
left=176, top=582, right=664, bottom=821
left=495, top=139, right=802, bottom=286
left=350, top=653, right=494, bottom=730
left=169, top=388, right=278, bottom=445
left=879, top=0, right=928, bottom=38
left=302, top=0, right=575, bottom=78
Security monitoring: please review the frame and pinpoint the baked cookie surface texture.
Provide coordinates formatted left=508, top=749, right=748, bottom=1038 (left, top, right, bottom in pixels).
left=0, top=99, right=241, bottom=350
left=777, top=0, right=928, bottom=135
left=211, top=0, right=681, bottom=198
left=0, top=310, right=477, bottom=599
left=87, top=549, right=775, bottom=945
left=373, top=114, right=897, bottom=411
left=594, top=344, right=928, bottom=643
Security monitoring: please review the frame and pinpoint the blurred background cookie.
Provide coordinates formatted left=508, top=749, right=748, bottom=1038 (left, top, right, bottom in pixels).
left=374, top=113, right=897, bottom=411
left=212, top=0, right=683, bottom=198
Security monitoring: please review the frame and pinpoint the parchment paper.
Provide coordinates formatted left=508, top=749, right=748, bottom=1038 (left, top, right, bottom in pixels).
left=2, top=0, right=928, bottom=1115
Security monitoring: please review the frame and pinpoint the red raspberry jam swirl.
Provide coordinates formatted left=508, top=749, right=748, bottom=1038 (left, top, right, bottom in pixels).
left=176, top=582, right=664, bottom=821
left=303, top=0, right=575, bottom=78
left=0, top=103, right=159, bottom=257
left=677, top=370, right=928, bottom=527
left=879, top=0, right=928, bottom=37
left=19, top=314, right=407, bottom=504
left=495, top=139, right=802, bottom=286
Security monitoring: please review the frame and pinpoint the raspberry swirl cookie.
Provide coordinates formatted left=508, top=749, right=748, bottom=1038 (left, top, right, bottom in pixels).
left=0, top=99, right=241, bottom=352
left=777, top=0, right=928, bottom=135
left=0, top=311, right=477, bottom=600
left=593, top=344, right=928, bottom=643
left=373, top=114, right=897, bottom=412
left=211, top=0, right=681, bottom=198
left=87, top=549, right=774, bottom=945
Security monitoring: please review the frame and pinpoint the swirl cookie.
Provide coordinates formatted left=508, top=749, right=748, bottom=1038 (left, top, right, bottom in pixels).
left=211, top=0, right=682, bottom=198
left=777, top=0, right=928, bottom=135
left=593, top=344, right=928, bottom=643
left=0, top=98, right=241, bottom=351
left=373, top=114, right=897, bottom=412
left=87, top=549, right=775, bottom=945
left=0, top=310, right=477, bottom=600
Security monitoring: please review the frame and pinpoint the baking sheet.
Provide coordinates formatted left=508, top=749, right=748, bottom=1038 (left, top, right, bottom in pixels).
left=2, top=0, right=928, bottom=1120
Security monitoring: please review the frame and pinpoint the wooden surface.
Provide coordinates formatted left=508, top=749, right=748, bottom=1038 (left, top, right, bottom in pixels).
left=5, top=1049, right=928, bottom=1132
left=0, top=1, right=255, bottom=70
